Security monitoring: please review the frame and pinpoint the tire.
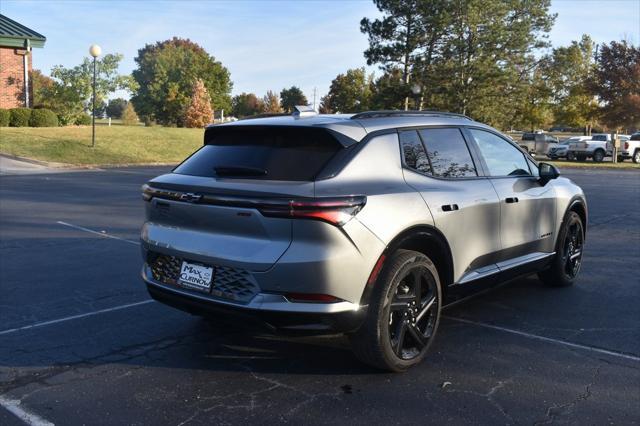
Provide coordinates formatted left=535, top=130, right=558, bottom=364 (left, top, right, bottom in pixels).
left=567, top=152, right=576, bottom=161
left=538, top=211, right=585, bottom=287
left=633, top=150, right=640, bottom=164
left=349, top=249, right=442, bottom=372
left=593, top=149, right=605, bottom=162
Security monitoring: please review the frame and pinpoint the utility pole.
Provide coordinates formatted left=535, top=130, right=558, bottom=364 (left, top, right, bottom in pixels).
left=313, top=87, right=317, bottom=111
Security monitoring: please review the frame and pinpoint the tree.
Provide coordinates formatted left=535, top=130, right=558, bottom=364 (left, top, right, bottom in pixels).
left=361, top=0, right=424, bottom=110
left=29, top=69, right=54, bottom=108
left=262, top=90, right=283, bottom=113
left=106, top=98, right=128, bottom=119
left=432, top=0, right=556, bottom=128
left=131, top=37, right=232, bottom=126
left=184, top=79, right=213, bottom=128
left=542, top=35, right=600, bottom=133
left=39, top=53, right=133, bottom=125
left=589, top=40, right=640, bottom=131
left=323, top=68, right=373, bottom=113
left=280, top=86, right=307, bottom=113
left=232, top=92, right=263, bottom=117
left=121, top=102, right=139, bottom=126
left=370, top=69, right=407, bottom=110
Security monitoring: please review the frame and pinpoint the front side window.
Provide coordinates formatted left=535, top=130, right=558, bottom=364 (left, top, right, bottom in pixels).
left=469, top=129, right=531, bottom=177
left=418, top=128, right=477, bottom=178
left=400, top=130, right=430, bottom=174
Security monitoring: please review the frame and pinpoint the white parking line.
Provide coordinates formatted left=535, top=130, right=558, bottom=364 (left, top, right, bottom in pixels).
left=0, top=396, right=54, bottom=426
left=56, top=221, right=140, bottom=245
left=0, top=300, right=155, bottom=336
left=444, top=315, right=640, bottom=362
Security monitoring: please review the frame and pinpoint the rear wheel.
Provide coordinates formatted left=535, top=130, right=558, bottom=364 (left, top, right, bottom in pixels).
left=349, top=250, right=442, bottom=372
left=633, top=150, right=640, bottom=164
left=538, top=211, right=584, bottom=287
left=593, top=149, right=605, bottom=162
left=567, top=152, right=576, bottom=161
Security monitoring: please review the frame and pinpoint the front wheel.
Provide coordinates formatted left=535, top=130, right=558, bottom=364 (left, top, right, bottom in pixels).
left=593, top=149, right=605, bottom=162
left=349, top=249, right=442, bottom=372
left=633, top=150, right=640, bottom=164
left=538, top=211, right=584, bottom=287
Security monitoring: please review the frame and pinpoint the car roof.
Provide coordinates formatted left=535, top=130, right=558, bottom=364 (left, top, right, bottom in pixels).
left=210, top=111, right=492, bottom=144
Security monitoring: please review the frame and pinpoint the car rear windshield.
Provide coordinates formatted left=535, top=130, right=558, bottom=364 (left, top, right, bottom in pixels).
left=631, top=134, right=640, bottom=141
left=173, top=126, right=344, bottom=181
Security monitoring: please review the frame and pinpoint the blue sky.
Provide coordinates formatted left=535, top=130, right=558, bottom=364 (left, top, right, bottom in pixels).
left=2, top=0, right=639, bottom=105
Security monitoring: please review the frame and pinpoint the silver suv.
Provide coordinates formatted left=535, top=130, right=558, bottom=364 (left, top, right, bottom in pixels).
left=140, top=110, right=587, bottom=371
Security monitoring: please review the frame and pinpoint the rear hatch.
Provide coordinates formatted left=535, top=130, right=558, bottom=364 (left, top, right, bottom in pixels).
left=142, top=125, right=347, bottom=271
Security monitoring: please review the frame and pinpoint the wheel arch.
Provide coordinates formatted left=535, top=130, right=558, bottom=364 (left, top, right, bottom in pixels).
left=359, top=225, right=454, bottom=306
left=566, top=197, right=588, bottom=240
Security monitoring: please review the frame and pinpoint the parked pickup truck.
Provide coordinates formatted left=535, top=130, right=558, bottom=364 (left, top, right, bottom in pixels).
left=618, top=132, right=640, bottom=163
left=520, top=132, right=558, bottom=156
left=567, top=134, right=630, bottom=162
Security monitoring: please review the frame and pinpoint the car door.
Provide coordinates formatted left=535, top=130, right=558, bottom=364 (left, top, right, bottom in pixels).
left=399, top=128, right=502, bottom=284
left=466, top=128, right=556, bottom=265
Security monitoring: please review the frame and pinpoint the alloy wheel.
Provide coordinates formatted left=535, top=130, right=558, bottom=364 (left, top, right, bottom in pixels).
left=562, top=220, right=584, bottom=278
left=386, top=266, right=438, bottom=360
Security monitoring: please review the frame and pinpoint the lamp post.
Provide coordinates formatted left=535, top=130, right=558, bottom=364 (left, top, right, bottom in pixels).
left=411, top=84, right=422, bottom=111
left=89, top=44, right=101, bottom=148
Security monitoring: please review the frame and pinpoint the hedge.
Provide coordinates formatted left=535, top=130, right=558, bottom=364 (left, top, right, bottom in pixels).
left=9, top=108, right=32, bottom=127
left=75, top=114, right=92, bottom=125
left=0, top=109, right=9, bottom=127
left=29, top=109, right=59, bottom=127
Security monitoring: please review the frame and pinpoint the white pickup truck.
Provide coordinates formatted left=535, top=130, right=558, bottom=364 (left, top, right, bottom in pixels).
left=567, top=133, right=630, bottom=162
left=618, top=132, right=640, bottom=163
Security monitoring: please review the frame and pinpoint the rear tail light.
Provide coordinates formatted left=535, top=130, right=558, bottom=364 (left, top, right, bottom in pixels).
left=625, top=142, right=629, bottom=150
left=259, top=196, right=366, bottom=226
left=285, top=293, right=342, bottom=303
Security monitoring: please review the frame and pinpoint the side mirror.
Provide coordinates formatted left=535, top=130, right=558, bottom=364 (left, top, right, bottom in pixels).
left=539, top=162, right=560, bottom=184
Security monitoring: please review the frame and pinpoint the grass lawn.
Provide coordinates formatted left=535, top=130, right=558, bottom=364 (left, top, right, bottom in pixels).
left=0, top=126, right=203, bottom=166
left=548, top=159, right=640, bottom=170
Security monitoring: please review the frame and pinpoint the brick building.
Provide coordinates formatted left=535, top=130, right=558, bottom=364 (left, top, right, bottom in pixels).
left=0, top=14, right=46, bottom=109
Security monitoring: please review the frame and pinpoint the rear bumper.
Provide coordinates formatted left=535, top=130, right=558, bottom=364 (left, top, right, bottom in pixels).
left=142, top=265, right=367, bottom=333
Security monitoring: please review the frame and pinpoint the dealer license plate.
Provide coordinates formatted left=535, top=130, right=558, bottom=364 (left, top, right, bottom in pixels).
left=178, top=261, right=213, bottom=292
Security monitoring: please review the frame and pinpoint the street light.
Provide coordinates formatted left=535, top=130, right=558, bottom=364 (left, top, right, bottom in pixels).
left=411, top=84, right=422, bottom=111
left=89, top=44, right=101, bottom=148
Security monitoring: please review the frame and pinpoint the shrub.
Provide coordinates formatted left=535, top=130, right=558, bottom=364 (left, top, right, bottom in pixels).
left=9, top=108, right=32, bottom=127
left=75, top=114, right=92, bottom=125
left=0, top=109, right=9, bottom=127
left=121, top=103, right=139, bottom=126
left=29, top=108, right=59, bottom=127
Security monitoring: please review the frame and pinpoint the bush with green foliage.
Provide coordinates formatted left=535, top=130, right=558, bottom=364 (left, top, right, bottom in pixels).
left=29, top=109, right=59, bottom=127
left=9, top=108, right=32, bottom=127
left=75, top=114, right=92, bottom=125
left=0, top=109, right=9, bottom=127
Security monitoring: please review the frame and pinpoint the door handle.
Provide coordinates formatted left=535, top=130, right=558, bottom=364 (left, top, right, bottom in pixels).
left=442, top=204, right=459, bottom=212
left=505, top=197, right=519, bottom=203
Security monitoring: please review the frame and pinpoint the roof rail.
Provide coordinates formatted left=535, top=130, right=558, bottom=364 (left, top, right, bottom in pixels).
left=350, top=110, right=473, bottom=121
left=239, top=113, right=290, bottom=121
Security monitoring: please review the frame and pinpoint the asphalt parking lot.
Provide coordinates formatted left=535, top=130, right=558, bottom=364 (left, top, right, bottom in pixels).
left=0, top=165, right=638, bottom=425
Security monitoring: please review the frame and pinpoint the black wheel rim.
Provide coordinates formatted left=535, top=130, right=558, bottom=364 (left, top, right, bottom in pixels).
left=386, top=265, right=438, bottom=360
left=562, top=219, right=584, bottom=278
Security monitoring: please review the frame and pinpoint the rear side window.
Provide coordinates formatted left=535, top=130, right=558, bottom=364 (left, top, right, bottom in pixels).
left=418, top=128, right=477, bottom=178
left=592, top=135, right=607, bottom=141
left=400, top=130, right=430, bottom=174
left=173, top=126, right=342, bottom=181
